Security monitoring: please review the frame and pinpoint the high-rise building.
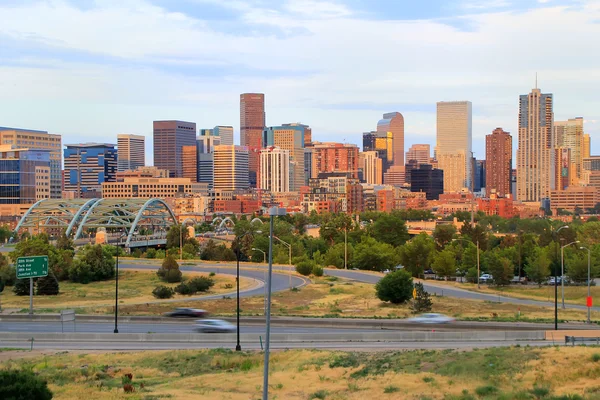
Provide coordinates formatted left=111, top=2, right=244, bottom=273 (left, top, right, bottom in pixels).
left=311, top=142, right=359, bottom=179
left=182, top=145, right=197, bottom=182
left=213, top=126, right=234, bottom=146
left=196, top=129, right=221, bottom=188
left=117, top=134, right=145, bottom=172
left=0, top=127, right=62, bottom=199
left=213, top=145, right=249, bottom=191
left=583, top=133, right=591, bottom=160
left=555, top=147, right=572, bottom=190
left=283, top=123, right=312, bottom=147
left=474, top=159, right=486, bottom=193
left=0, top=146, right=51, bottom=204
left=436, top=101, right=472, bottom=192
left=153, top=120, right=196, bottom=178
left=64, top=143, right=117, bottom=198
left=240, top=93, right=265, bottom=187
left=485, top=128, right=512, bottom=197
left=359, top=151, right=383, bottom=185
left=517, top=87, right=554, bottom=202
left=377, top=112, right=404, bottom=168
left=363, top=131, right=393, bottom=175
left=304, top=146, right=313, bottom=186
left=406, top=144, right=430, bottom=165
left=554, top=117, right=583, bottom=185
left=260, top=147, right=290, bottom=193
left=263, top=125, right=305, bottom=191
left=410, top=164, right=444, bottom=200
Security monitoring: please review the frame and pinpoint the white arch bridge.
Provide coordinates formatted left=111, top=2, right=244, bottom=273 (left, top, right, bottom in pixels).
left=14, top=198, right=180, bottom=248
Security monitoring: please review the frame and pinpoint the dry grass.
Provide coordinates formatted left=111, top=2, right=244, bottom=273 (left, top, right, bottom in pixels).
left=3, top=346, right=600, bottom=399
left=2, top=271, right=254, bottom=311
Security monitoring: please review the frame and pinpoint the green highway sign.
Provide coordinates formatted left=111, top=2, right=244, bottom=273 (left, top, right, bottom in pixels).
left=16, top=256, right=49, bottom=279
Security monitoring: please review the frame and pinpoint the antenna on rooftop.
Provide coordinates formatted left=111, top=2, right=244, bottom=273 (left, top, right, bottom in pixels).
left=535, top=72, right=538, bottom=89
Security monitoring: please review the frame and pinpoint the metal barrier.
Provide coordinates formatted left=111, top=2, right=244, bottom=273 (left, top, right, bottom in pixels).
left=565, top=336, right=600, bottom=346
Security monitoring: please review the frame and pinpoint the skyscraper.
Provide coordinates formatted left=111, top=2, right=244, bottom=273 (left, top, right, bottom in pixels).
left=283, top=123, right=312, bottom=147
left=406, top=144, right=431, bottom=165
left=213, top=126, right=234, bottom=146
left=311, top=142, right=359, bottom=179
left=0, top=127, right=62, bottom=199
left=153, top=120, right=196, bottom=178
left=0, top=146, right=51, bottom=205
left=377, top=112, right=404, bottom=168
left=260, top=147, right=290, bottom=193
left=263, top=125, right=305, bottom=191
left=410, top=164, right=444, bottom=200
left=359, top=151, right=383, bottom=185
left=64, top=143, right=117, bottom=198
left=213, top=145, right=249, bottom=191
left=554, top=117, right=584, bottom=185
left=197, top=129, right=221, bottom=188
left=517, top=87, right=554, bottom=202
left=117, top=134, right=145, bottom=172
left=182, top=145, right=197, bottom=182
left=485, top=128, right=512, bottom=197
left=363, top=131, right=393, bottom=175
left=436, top=101, right=473, bottom=192
left=583, top=133, right=591, bottom=160
left=240, top=93, right=265, bottom=187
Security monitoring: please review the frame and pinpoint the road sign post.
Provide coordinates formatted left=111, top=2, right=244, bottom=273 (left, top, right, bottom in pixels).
left=16, top=256, right=49, bottom=315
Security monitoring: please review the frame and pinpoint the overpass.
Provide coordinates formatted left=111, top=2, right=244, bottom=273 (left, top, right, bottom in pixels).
left=14, top=198, right=179, bottom=248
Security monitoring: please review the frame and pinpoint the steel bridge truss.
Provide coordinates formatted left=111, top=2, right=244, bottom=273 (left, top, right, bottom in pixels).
left=15, top=198, right=178, bottom=247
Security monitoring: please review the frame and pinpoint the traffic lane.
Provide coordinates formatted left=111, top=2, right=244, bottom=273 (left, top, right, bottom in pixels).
left=0, top=321, right=394, bottom=335
left=119, top=263, right=308, bottom=299
left=1, top=340, right=551, bottom=351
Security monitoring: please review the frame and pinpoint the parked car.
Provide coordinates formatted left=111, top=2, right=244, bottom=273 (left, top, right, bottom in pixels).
left=407, top=313, right=455, bottom=324
left=479, top=274, right=493, bottom=283
left=511, top=276, right=527, bottom=285
left=164, top=308, right=209, bottom=318
left=424, top=269, right=434, bottom=275
left=195, top=319, right=236, bottom=333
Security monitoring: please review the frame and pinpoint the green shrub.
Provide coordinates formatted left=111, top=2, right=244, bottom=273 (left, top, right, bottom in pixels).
left=209, top=272, right=216, bottom=277
left=0, top=369, right=53, bottom=400
left=157, top=255, right=182, bottom=283
left=69, top=244, right=115, bottom=283
left=36, top=275, right=59, bottom=295
left=530, top=386, right=550, bottom=398
left=0, top=263, right=16, bottom=286
left=592, top=353, right=600, bottom=362
left=312, top=265, right=324, bottom=277
left=295, top=260, right=314, bottom=276
left=132, top=249, right=142, bottom=258
left=375, top=270, right=413, bottom=304
left=152, top=285, right=174, bottom=299
left=475, top=385, right=498, bottom=397
left=13, top=278, right=31, bottom=296
left=174, top=282, right=194, bottom=295
left=145, top=248, right=157, bottom=259
left=308, top=390, right=328, bottom=399
left=188, top=276, right=214, bottom=292
left=155, top=249, right=166, bottom=259
left=384, top=385, right=399, bottom=393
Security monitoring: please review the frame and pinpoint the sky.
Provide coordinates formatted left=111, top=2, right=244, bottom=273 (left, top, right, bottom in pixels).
left=1, top=0, right=599, bottom=165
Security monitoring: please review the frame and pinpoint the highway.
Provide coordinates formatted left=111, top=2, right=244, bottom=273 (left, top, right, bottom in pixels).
left=120, top=261, right=600, bottom=312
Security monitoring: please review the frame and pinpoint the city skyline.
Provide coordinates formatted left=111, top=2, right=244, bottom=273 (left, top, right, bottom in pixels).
left=1, top=1, right=599, bottom=165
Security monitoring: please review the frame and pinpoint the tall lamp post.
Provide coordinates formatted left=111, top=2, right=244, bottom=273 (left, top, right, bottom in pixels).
left=560, top=240, right=579, bottom=309
left=452, top=238, right=480, bottom=288
left=273, top=236, right=292, bottom=289
left=114, top=230, right=127, bottom=334
left=580, top=246, right=592, bottom=324
left=551, top=225, right=569, bottom=330
left=234, top=230, right=261, bottom=351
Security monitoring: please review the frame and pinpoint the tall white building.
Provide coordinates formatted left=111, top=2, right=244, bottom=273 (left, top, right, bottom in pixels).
left=436, top=101, right=472, bottom=192
left=260, top=147, right=290, bottom=193
left=359, top=151, right=383, bottom=185
left=554, top=117, right=583, bottom=185
left=117, top=134, right=145, bottom=172
left=213, top=145, right=249, bottom=191
left=517, top=87, right=554, bottom=202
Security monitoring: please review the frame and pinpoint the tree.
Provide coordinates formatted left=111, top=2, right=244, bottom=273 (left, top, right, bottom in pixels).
left=432, top=250, right=456, bottom=279
left=459, top=223, right=488, bottom=250
left=565, top=252, right=599, bottom=283
left=353, top=237, right=399, bottom=272
left=525, top=247, right=551, bottom=287
left=36, top=274, right=59, bottom=295
left=375, top=270, right=413, bottom=304
left=10, top=235, right=73, bottom=281
left=56, top=232, right=74, bottom=251
left=411, top=282, right=432, bottom=313
left=398, top=233, right=435, bottom=277
left=0, top=255, right=16, bottom=286
left=157, top=255, right=182, bottom=283
left=13, top=278, right=31, bottom=296
left=323, top=243, right=354, bottom=269
left=166, top=225, right=190, bottom=250
left=69, top=244, right=115, bottom=284
left=433, top=225, right=456, bottom=251
left=295, top=260, right=315, bottom=276
left=486, top=252, right=512, bottom=286
left=0, top=369, right=53, bottom=400
left=0, top=225, right=12, bottom=244
left=371, top=213, right=410, bottom=247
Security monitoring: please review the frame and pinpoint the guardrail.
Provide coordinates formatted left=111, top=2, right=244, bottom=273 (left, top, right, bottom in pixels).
left=565, top=336, right=600, bottom=346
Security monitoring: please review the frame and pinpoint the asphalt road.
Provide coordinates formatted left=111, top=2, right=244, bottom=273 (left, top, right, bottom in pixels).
left=122, top=261, right=600, bottom=312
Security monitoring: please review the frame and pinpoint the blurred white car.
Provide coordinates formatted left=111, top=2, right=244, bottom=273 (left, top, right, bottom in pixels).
left=195, top=319, right=236, bottom=333
left=406, top=313, right=455, bottom=324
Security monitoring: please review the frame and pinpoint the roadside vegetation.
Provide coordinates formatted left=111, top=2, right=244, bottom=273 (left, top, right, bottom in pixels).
left=2, top=346, right=600, bottom=399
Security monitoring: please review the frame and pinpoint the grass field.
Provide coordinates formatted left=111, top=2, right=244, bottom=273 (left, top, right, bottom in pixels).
left=1, top=271, right=254, bottom=312
left=112, top=276, right=593, bottom=323
left=2, top=346, right=600, bottom=399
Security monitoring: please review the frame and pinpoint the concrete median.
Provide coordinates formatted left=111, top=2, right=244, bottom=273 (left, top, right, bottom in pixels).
left=0, top=330, right=545, bottom=343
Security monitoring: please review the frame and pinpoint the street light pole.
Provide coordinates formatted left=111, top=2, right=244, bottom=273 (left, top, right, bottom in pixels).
left=552, top=225, right=569, bottom=330
left=580, top=246, right=592, bottom=324
left=561, top=240, right=579, bottom=309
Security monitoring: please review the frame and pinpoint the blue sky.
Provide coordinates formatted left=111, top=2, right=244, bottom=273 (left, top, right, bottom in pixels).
left=0, top=0, right=598, bottom=165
